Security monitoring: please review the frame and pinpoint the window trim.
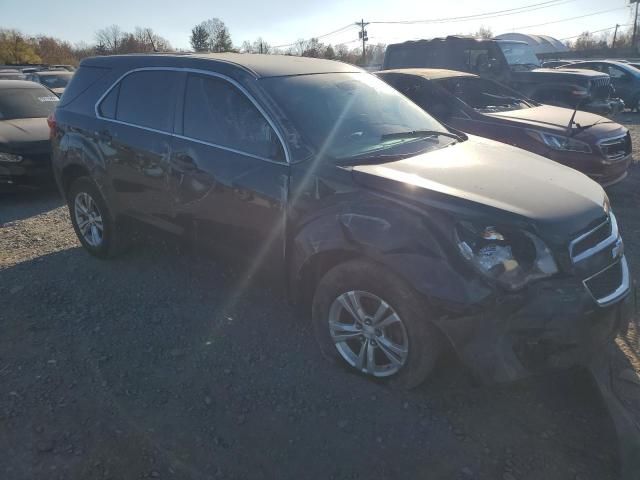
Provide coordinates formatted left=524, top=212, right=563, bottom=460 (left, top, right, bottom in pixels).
left=94, top=66, right=290, bottom=164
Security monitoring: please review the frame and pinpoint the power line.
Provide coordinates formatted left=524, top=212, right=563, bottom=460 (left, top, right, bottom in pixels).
left=270, top=0, right=574, bottom=49
left=512, top=6, right=628, bottom=30
left=271, top=24, right=356, bottom=49
left=369, top=0, right=575, bottom=25
left=559, top=24, right=631, bottom=41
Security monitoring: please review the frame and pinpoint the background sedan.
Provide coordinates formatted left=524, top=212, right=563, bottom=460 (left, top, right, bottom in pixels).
left=376, top=68, right=631, bottom=186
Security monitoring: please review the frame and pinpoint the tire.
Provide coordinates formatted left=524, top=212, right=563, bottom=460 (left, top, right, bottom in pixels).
left=311, top=259, right=443, bottom=389
left=67, top=176, right=127, bottom=258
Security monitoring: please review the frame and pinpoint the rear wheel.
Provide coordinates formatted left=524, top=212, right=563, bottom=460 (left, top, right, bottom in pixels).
left=67, top=177, right=127, bottom=258
left=312, top=259, right=443, bottom=389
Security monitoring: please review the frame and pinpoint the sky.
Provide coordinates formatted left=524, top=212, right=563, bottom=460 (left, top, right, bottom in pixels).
left=0, top=0, right=635, bottom=50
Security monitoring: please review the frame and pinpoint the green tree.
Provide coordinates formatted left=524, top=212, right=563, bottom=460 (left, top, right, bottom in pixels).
left=0, top=29, right=41, bottom=64
left=190, top=24, right=209, bottom=52
left=324, top=44, right=336, bottom=60
left=200, top=18, right=233, bottom=52
left=474, top=26, right=493, bottom=39
left=35, top=36, right=76, bottom=64
left=301, top=38, right=325, bottom=58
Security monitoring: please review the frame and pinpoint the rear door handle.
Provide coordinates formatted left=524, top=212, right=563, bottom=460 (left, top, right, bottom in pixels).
left=174, top=154, right=197, bottom=171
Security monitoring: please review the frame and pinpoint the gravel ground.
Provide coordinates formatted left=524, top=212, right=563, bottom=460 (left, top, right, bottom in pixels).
left=3, top=121, right=640, bottom=479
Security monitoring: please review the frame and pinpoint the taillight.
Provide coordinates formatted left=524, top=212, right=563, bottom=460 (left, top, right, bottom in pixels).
left=47, top=112, right=57, bottom=139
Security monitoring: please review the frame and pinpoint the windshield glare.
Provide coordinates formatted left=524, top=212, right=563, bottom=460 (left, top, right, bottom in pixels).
left=0, top=88, right=59, bottom=120
left=439, top=77, right=532, bottom=113
left=498, top=42, right=540, bottom=67
left=261, top=72, right=451, bottom=161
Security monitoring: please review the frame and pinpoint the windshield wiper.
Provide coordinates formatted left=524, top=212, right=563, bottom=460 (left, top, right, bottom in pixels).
left=381, top=130, right=463, bottom=142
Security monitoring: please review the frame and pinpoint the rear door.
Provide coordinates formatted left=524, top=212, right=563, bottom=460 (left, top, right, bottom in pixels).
left=96, top=69, right=182, bottom=231
left=169, top=72, right=289, bottom=269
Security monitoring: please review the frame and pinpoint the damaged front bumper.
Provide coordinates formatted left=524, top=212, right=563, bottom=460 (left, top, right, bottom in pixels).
left=433, top=261, right=633, bottom=384
left=583, top=98, right=625, bottom=117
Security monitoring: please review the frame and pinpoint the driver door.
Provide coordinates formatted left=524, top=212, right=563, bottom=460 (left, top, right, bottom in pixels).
left=605, top=65, right=634, bottom=104
left=169, top=72, right=289, bottom=271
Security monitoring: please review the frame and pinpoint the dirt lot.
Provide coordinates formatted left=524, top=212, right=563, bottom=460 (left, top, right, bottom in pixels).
left=2, top=122, right=640, bottom=479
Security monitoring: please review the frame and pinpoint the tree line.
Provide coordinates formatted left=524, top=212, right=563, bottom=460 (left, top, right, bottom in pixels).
left=568, top=26, right=635, bottom=51
left=1, top=18, right=629, bottom=67
left=0, top=18, right=387, bottom=67
left=0, top=25, right=171, bottom=65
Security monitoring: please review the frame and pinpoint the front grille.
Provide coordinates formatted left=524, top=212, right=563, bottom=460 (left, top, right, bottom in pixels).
left=571, top=219, right=612, bottom=259
left=583, top=257, right=629, bottom=306
left=569, top=212, right=618, bottom=264
left=599, top=133, right=631, bottom=161
left=590, top=77, right=611, bottom=100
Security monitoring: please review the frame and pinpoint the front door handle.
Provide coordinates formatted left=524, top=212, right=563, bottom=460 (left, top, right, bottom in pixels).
left=97, top=129, right=112, bottom=142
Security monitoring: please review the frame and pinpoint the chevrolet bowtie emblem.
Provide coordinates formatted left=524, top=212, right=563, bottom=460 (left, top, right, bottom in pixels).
left=612, top=238, right=624, bottom=260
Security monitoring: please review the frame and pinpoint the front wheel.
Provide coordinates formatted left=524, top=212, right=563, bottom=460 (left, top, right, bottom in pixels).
left=312, top=259, right=444, bottom=389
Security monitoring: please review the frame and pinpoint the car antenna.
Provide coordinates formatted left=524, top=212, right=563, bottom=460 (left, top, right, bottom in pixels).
left=566, top=98, right=584, bottom=139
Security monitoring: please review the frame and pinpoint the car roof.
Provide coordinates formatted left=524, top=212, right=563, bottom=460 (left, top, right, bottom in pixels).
left=376, top=68, right=477, bottom=80
left=82, top=53, right=362, bottom=78
left=0, top=80, right=48, bottom=89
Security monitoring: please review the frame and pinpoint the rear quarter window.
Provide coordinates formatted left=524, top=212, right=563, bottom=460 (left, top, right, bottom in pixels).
left=59, top=65, right=110, bottom=107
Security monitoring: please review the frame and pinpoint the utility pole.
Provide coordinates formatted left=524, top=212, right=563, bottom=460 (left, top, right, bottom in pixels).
left=612, top=24, right=620, bottom=49
left=632, top=0, right=639, bottom=51
left=356, top=19, right=369, bottom=65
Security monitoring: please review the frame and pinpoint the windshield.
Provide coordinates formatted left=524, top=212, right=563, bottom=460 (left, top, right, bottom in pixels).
left=261, top=72, right=453, bottom=161
left=37, top=73, right=72, bottom=89
left=0, top=87, right=59, bottom=119
left=497, top=41, right=540, bottom=67
left=437, top=77, right=533, bottom=112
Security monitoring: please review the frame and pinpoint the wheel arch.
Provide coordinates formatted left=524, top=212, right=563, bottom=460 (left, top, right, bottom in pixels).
left=288, top=207, right=493, bottom=314
left=60, top=163, right=91, bottom=197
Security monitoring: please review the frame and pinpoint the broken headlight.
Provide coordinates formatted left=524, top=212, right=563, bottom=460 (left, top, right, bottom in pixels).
left=455, top=223, right=558, bottom=290
left=526, top=130, right=591, bottom=153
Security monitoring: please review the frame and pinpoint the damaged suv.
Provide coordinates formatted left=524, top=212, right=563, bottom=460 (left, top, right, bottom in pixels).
left=51, top=54, right=631, bottom=387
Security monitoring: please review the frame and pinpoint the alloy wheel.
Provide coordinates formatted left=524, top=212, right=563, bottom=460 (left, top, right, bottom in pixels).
left=328, top=290, right=409, bottom=377
left=74, top=191, right=104, bottom=247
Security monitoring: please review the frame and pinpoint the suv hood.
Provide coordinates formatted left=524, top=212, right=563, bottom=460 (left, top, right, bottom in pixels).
left=0, top=118, right=50, bottom=154
left=351, top=136, right=606, bottom=242
left=484, top=105, right=612, bottom=135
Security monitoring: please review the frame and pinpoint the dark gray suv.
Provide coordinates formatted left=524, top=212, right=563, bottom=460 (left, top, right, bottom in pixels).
left=50, top=53, right=631, bottom=387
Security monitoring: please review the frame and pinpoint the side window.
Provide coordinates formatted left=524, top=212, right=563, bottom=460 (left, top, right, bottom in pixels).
left=99, top=83, right=119, bottom=119
left=183, top=74, right=284, bottom=162
left=607, top=66, right=626, bottom=79
left=114, top=70, right=180, bottom=132
left=464, top=49, right=490, bottom=73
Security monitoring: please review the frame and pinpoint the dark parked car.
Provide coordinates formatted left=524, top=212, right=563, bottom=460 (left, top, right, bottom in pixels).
left=0, top=80, right=59, bottom=184
left=375, top=69, right=632, bottom=186
left=562, top=60, right=640, bottom=111
left=383, top=36, right=623, bottom=115
left=51, top=54, right=631, bottom=386
left=26, top=70, right=74, bottom=96
left=0, top=69, right=26, bottom=81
